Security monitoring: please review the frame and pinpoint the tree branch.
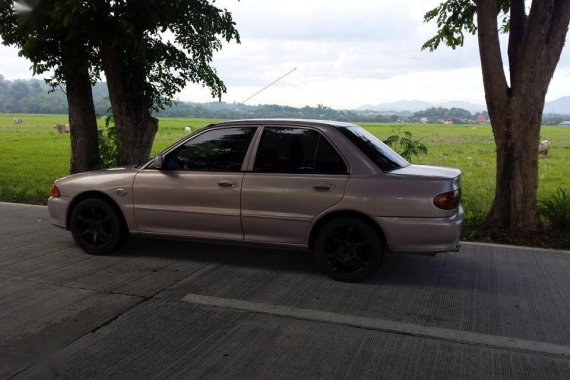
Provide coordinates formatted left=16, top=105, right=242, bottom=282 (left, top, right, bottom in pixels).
left=513, top=0, right=568, bottom=97
left=507, top=0, right=526, bottom=82
left=547, top=0, right=570, bottom=57
left=474, top=0, right=509, bottom=114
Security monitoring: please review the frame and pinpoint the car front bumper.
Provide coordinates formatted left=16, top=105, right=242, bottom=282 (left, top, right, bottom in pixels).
left=48, top=196, right=71, bottom=229
left=375, top=205, right=464, bottom=254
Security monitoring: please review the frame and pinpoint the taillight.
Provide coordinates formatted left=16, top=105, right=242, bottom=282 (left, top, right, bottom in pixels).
left=433, top=189, right=461, bottom=210
left=50, top=185, right=61, bottom=198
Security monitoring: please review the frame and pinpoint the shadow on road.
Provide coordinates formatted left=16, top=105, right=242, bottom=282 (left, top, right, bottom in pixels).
left=111, top=236, right=477, bottom=288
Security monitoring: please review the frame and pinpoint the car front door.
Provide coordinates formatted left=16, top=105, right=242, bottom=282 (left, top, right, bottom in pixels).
left=241, top=126, right=350, bottom=244
left=132, top=126, right=257, bottom=239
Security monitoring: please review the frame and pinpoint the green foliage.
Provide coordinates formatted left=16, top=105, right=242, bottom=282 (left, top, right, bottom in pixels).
left=98, top=117, right=120, bottom=168
left=1, top=0, right=241, bottom=115
left=0, top=77, right=110, bottom=114
left=422, top=0, right=478, bottom=51
left=95, top=0, right=240, bottom=111
left=422, top=0, right=511, bottom=51
left=383, top=128, right=428, bottom=162
left=413, top=107, right=472, bottom=119
left=0, top=0, right=101, bottom=85
left=540, top=188, right=570, bottom=235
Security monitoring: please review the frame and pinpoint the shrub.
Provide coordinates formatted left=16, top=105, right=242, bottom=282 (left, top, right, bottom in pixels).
left=540, top=187, right=570, bottom=245
left=98, top=116, right=120, bottom=168
left=383, top=128, right=428, bottom=162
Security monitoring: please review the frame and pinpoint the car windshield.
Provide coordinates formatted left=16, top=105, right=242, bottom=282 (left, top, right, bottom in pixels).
left=338, top=126, right=409, bottom=172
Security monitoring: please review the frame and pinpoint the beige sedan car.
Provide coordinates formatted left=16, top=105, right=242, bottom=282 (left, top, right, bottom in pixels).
left=48, top=119, right=463, bottom=281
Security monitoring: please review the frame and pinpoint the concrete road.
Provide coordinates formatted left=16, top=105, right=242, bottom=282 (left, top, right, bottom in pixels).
left=1, top=202, right=569, bottom=379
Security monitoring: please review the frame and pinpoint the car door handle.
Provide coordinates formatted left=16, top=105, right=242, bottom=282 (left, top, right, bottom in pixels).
left=218, top=179, right=237, bottom=188
left=312, top=183, right=333, bottom=192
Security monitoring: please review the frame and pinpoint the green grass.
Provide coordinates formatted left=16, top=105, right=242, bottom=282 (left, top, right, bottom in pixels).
left=0, top=114, right=215, bottom=204
left=2, top=113, right=570, bottom=246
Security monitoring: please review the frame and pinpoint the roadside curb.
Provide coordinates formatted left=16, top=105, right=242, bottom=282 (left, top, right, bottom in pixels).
left=0, top=201, right=46, bottom=208
left=460, top=240, right=570, bottom=254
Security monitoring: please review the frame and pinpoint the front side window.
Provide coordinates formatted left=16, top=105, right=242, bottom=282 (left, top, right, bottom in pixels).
left=164, top=127, right=256, bottom=171
left=338, top=126, right=409, bottom=172
left=254, top=127, right=347, bottom=174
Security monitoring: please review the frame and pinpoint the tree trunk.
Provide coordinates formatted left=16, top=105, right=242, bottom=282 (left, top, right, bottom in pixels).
left=486, top=97, right=543, bottom=233
left=65, top=68, right=101, bottom=174
left=99, top=43, right=158, bottom=166
left=475, top=0, right=570, bottom=236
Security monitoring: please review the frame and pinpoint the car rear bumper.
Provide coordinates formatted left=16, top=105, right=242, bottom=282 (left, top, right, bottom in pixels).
left=48, top=196, right=70, bottom=229
left=375, top=205, right=463, bottom=254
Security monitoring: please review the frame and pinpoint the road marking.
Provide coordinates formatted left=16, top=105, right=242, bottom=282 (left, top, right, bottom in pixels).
left=181, top=293, right=570, bottom=359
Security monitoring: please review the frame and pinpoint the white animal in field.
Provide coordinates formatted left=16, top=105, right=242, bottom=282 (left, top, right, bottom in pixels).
left=538, top=140, right=550, bottom=156
left=184, top=126, right=192, bottom=134
left=12, top=118, right=23, bottom=124
left=54, top=123, right=70, bottom=133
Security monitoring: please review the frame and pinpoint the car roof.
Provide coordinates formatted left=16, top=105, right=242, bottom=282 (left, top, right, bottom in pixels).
left=208, top=118, right=360, bottom=129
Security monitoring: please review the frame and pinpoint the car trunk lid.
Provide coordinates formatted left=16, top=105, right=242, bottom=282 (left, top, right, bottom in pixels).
left=388, top=164, right=460, bottom=180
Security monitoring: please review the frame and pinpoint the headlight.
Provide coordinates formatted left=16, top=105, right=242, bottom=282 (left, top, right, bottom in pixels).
left=50, top=185, right=61, bottom=198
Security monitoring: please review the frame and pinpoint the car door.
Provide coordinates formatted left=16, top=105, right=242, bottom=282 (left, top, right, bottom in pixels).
left=132, top=126, right=257, bottom=239
left=241, top=126, right=349, bottom=244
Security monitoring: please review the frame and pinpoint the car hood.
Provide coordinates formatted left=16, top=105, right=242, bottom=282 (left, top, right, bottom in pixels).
left=388, top=164, right=460, bottom=179
left=59, top=166, right=138, bottom=180
left=54, top=166, right=139, bottom=197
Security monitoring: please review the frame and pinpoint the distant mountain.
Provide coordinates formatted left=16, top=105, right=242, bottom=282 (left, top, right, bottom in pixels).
left=358, top=99, right=486, bottom=114
left=544, top=96, right=570, bottom=115
left=357, top=100, right=432, bottom=113
left=358, top=97, right=570, bottom=115
left=436, top=101, right=486, bottom=113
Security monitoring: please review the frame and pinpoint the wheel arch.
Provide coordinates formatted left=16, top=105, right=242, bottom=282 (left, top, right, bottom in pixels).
left=66, top=191, right=128, bottom=231
left=308, top=210, right=387, bottom=250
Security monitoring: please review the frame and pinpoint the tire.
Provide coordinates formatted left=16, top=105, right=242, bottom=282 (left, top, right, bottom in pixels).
left=70, top=198, right=127, bottom=255
left=314, top=217, right=385, bottom=282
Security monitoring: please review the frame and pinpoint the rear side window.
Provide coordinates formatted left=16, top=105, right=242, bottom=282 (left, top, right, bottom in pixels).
left=254, top=127, right=347, bottom=174
left=338, top=126, right=409, bottom=172
left=164, top=127, right=256, bottom=171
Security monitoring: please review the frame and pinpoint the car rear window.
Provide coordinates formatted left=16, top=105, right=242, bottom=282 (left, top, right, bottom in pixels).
left=254, top=127, right=347, bottom=174
left=338, top=126, right=409, bottom=172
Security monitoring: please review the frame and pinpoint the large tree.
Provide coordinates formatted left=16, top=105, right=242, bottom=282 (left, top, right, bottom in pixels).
left=2, top=0, right=239, bottom=170
left=93, top=0, right=240, bottom=165
left=0, top=0, right=101, bottom=173
left=424, top=0, right=570, bottom=235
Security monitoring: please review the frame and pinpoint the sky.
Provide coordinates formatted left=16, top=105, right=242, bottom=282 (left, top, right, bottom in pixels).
left=1, top=0, right=569, bottom=109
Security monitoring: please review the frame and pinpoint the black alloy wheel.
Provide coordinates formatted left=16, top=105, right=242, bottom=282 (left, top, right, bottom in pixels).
left=70, top=198, right=126, bottom=254
left=315, top=217, right=384, bottom=282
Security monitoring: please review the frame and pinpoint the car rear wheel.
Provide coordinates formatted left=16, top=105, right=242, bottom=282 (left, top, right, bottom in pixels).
left=314, top=217, right=384, bottom=282
left=70, top=198, right=127, bottom=255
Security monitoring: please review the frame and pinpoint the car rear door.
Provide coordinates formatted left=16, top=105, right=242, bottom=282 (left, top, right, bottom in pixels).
left=241, top=126, right=349, bottom=244
left=132, top=126, right=257, bottom=240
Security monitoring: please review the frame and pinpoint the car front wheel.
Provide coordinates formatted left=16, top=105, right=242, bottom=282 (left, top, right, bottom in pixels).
left=70, top=198, right=127, bottom=255
left=314, top=217, right=385, bottom=282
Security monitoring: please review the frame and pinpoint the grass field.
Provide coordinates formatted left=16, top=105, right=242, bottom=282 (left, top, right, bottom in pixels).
left=1, top=113, right=570, bottom=244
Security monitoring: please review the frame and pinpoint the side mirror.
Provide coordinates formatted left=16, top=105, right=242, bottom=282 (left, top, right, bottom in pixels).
left=153, top=155, right=163, bottom=169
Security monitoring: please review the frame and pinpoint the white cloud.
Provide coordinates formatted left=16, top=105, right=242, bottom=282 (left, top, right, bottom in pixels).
left=1, top=0, right=569, bottom=108
left=0, top=45, right=35, bottom=79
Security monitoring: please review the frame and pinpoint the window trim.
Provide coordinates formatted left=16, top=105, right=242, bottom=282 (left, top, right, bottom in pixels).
left=246, top=125, right=350, bottom=175
left=144, top=125, right=260, bottom=172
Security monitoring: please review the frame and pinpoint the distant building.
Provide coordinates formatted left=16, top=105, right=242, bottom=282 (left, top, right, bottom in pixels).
left=559, top=121, right=570, bottom=126
left=477, top=115, right=488, bottom=124
left=443, top=118, right=453, bottom=125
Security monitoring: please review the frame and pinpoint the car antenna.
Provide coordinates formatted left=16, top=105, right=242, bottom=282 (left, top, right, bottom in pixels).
left=217, top=67, right=297, bottom=121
